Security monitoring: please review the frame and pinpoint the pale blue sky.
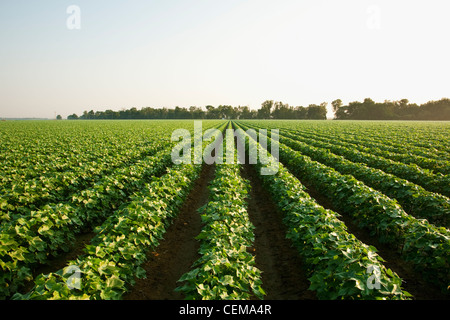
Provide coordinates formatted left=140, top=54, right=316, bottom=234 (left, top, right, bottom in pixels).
left=1, top=0, right=449, bottom=118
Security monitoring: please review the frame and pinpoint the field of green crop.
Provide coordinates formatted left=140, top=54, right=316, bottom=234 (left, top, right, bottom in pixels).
left=0, top=119, right=448, bottom=300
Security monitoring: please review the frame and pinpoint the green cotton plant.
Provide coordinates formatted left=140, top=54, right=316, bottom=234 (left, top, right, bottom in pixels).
left=13, top=121, right=226, bottom=300
left=243, top=120, right=449, bottom=197
left=235, top=122, right=411, bottom=300
left=244, top=122, right=450, bottom=293
left=0, top=150, right=174, bottom=299
left=281, top=125, right=450, bottom=176
left=13, top=163, right=201, bottom=300
left=177, top=248, right=265, bottom=300
left=283, top=129, right=449, bottom=197
left=276, top=131, right=450, bottom=228
left=176, top=160, right=265, bottom=300
left=0, top=125, right=172, bottom=219
left=0, top=120, right=212, bottom=232
left=267, top=166, right=408, bottom=300
left=243, top=122, right=449, bottom=295
left=274, top=142, right=450, bottom=293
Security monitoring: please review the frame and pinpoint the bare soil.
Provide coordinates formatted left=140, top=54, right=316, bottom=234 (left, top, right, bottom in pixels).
left=123, top=163, right=215, bottom=300
left=241, top=163, right=316, bottom=300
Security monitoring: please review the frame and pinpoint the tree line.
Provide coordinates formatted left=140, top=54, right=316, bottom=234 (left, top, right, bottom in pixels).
left=332, top=98, right=450, bottom=120
left=67, top=98, right=450, bottom=120
left=67, top=100, right=328, bottom=120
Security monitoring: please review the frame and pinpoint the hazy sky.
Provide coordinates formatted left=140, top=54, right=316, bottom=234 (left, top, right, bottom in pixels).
left=1, top=0, right=449, bottom=118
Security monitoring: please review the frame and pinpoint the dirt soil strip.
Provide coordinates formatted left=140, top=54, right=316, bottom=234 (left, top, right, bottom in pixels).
left=123, top=163, right=215, bottom=300
left=240, top=163, right=316, bottom=300
left=298, top=178, right=449, bottom=300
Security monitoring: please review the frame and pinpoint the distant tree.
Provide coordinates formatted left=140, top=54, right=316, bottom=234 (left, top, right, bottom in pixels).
left=418, top=98, right=450, bottom=120
left=104, top=109, right=118, bottom=119
left=219, top=105, right=234, bottom=119
left=272, top=102, right=293, bottom=119
left=205, top=105, right=220, bottom=119
left=258, top=100, right=273, bottom=119
left=56, top=114, right=62, bottom=120
left=307, top=103, right=328, bottom=119
left=67, top=113, right=78, bottom=120
left=331, top=99, right=343, bottom=113
left=294, top=106, right=308, bottom=119
left=331, top=99, right=343, bottom=119
left=173, top=106, right=190, bottom=119
left=232, top=106, right=241, bottom=119
left=189, top=106, right=205, bottom=119
left=238, top=106, right=252, bottom=119
left=249, top=109, right=258, bottom=119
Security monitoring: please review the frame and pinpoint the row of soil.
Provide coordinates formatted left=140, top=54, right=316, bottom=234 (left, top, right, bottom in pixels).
left=240, top=163, right=316, bottom=300
left=123, top=163, right=214, bottom=300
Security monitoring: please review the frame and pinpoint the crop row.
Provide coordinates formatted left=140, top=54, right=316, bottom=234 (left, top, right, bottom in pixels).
left=0, top=123, right=156, bottom=186
left=0, top=121, right=178, bottom=175
left=244, top=122, right=450, bottom=229
left=238, top=122, right=450, bottom=294
left=282, top=133, right=450, bottom=228
left=284, top=124, right=450, bottom=172
left=14, top=163, right=201, bottom=300
left=0, top=139, right=157, bottom=186
left=0, top=122, right=194, bottom=220
left=0, top=140, right=170, bottom=222
left=276, top=120, right=449, bottom=160
left=0, top=148, right=174, bottom=299
left=234, top=123, right=410, bottom=300
left=278, top=128, right=450, bottom=197
left=176, top=157, right=264, bottom=299
left=12, top=121, right=227, bottom=300
left=4, top=119, right=448, bottom=300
